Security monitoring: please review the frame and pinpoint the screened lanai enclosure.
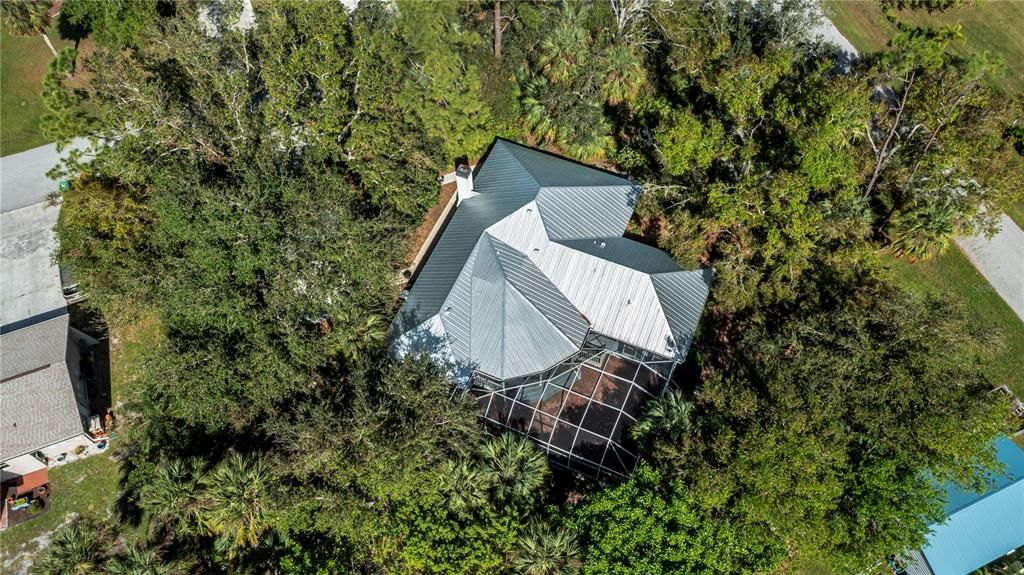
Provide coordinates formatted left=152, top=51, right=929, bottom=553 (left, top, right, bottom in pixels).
left=390, top=138, right=711, bottom=481
left=471, top=333, right=677, bottom=480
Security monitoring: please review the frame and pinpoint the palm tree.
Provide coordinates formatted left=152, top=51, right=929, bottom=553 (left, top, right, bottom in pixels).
left=141, top=457, right=207, bottom=541
left=29, top=518, right=108, bottom=575
left=479, top=434, right=549, bottom=505
left=1, top=1, right=51, bottom=37
left=333, top=313, right=387, bottom=364
left=537, top=4, right=590, bottom=84
left=513, top=521, right=581, bottom=575
left=439, top=459, right=496, bottom=517
left=888, top=198, right=957, bottom=262
left=523, top=2, right=613, bottom=162
left=522, top=77, right=613, bottom=162
left=200, top=453, right=273, bottom=558
left=632, top=389, right=695, bottom=442
left=600, top=44, right=646, bottom=106
left=105, top=544, right=172, bottom=575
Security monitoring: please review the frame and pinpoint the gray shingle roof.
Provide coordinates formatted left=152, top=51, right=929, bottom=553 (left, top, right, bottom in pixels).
left=1, top=316, right=86, bottom=461
left=392, top=139, right=711, bottom=381
left=1, top=315, right=69, bottom=381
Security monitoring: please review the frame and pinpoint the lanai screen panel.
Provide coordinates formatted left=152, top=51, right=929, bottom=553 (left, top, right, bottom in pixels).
left=471, top=333, right=677, bottom=480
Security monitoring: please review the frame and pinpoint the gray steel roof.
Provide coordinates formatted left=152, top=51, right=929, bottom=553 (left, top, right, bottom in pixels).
left=392, top=139, right=711, bottom=381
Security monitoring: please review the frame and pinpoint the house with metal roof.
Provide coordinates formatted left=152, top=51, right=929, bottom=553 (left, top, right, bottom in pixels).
left=899, top=437, right=1024, bottom=575
left=391, top=139, right=712, bottom=479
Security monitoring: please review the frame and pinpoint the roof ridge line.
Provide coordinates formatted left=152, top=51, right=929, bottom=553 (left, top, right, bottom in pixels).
left=486, top=233, right=588, bottom=344
left=554, top=237, right=661, bottom=276
left=502, top=280, right=576, bottom=357
left=494, top=140, right=541, bottom=191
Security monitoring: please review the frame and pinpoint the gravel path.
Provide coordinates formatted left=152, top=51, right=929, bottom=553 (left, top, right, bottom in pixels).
left=956, top=216, right=1024, bottom=322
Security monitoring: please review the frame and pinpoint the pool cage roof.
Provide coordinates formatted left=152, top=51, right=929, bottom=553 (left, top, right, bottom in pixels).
left=470, top=332, right=677, bottom=480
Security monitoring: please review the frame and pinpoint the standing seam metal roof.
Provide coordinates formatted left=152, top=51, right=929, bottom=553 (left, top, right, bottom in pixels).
left=391, top=139, right=712, bottom=381
left=917, top=438, right=1024, bottom=575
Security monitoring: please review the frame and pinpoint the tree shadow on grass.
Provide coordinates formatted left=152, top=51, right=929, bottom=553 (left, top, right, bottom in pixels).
left=54, top=13, right=88, bottom=48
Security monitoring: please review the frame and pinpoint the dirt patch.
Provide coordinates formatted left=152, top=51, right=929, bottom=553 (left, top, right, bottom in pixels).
left=1, top=513, right=77, bottom=575
left=403, top=181, right=456, bottom=266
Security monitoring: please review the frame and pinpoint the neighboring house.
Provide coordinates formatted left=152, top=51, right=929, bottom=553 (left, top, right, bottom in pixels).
left=0, top=142, right=101, bottom=530
left=391, top=139, right=711, bottom=479
left=899, top=437, right=1024, bottom=575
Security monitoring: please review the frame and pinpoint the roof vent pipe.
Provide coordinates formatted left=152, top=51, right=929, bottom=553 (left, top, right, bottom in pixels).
left=456, top=164, right=477, bottom=205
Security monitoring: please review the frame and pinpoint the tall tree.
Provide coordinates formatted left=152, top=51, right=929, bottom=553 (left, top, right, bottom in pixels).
left=568, top=463, right=783, bottom=575
left=670, top=282, right=1012, bottom=572
left=60, top=0, right=159, bottom=49
left=264, top=358, right=484, bottom=560
left=479, top=433, right=550, bottom=508
left=344, top=0, right=442, bottom=218
left=257, top=0, right=356, bottom=160
left=522, top=2, right=614, bottom=161
left=201, top=454, right=274, bottom=558
left=141, top=457, right=207, bottom=543
left=860, top=25, right=1024, bottom=251
left=40, top=48, right=92, bottom=147
left=395, top=0, right=492, bottom=162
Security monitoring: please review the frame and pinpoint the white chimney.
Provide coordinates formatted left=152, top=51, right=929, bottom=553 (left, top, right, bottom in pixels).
left=455, top=164, right=476, bottom=205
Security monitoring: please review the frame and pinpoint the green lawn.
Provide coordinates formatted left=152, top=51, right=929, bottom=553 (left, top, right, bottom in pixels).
left=1005, top=202, right=1024, bottom=230
left=0, top=455, right=121, bottom=575
left=0, top=27, right=77, bottom=156
left=109, top=310, right=163, bottom=405
left=886, top=248, right=1024, bottom=399
left=821, top=0, right=1024, bottom=94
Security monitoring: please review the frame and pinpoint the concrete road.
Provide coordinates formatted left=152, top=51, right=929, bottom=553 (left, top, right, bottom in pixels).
left=810, top=3, right=858, bottom=67
left=956, top=216, right=1024, bottom=323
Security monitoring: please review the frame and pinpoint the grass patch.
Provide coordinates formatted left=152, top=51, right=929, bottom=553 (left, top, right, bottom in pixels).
left=0, top=26, right=78, bottom=156
left=109, top=310, right=163, bottom=406
left=1004, top=202, right=1024, bottom=231
left=1, top=30, right=56, bottom=155
left=886, top=247, right=1024, bottom=398
left=0, top=455, right=121, bottom=574
left=821, top=0, right=1024, bottom=94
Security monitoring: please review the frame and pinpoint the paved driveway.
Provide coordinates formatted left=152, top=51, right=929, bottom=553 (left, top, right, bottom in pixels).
left=0, top=138, right=89, bottom=212
left=956, top=216, right=1024, bottom=322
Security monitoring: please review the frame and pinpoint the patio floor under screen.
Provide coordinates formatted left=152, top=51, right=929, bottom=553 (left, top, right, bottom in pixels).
left=472, top=352, right=670, bottom=480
